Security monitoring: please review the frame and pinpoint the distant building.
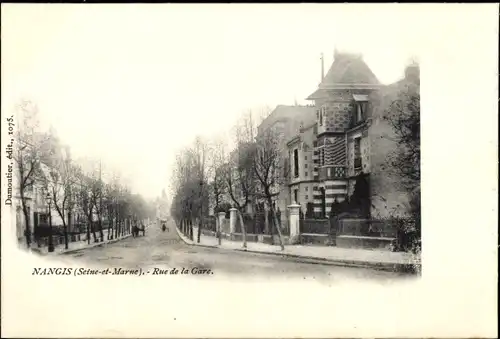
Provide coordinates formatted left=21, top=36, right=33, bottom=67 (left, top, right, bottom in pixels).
left=156, top=189, right=169, bottom=220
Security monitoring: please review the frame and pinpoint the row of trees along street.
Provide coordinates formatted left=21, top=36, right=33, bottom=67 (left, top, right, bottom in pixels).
left=13, top=100, right=155, bottom=251
left=170, top=109, right=289, bottom=250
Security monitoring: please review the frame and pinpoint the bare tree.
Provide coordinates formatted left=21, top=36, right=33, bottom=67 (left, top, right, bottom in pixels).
left=192, top=136, right=210, bottom=244
left=13, top=100, right=52, bottom=247
left=171, top=148, right=194, bottom=239
left=105, top=172, right=121, bottom=240
left=208, top=137, right=227, bottom=245
left=74, top=166, right=98, bottom=244
left=224, top=112, right=257, bottom=248
left=89, top=161, right=105, bottom=242
left=253, top=126, right=287, bottom=250
left=170, top=140, right=211, bottom=243
left=45, top=156, right=77, bottom=250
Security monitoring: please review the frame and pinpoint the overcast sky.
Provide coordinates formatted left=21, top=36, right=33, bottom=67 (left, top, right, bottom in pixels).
left=2, top=4, right=485, bottom=199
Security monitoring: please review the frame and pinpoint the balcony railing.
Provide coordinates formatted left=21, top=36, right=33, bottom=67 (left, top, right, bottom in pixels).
left=318, top=166, right=346, bottom=180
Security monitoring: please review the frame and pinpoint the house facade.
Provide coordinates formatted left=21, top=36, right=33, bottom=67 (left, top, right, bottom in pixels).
left=245, top=51, right=418, bottom=222
left=15, top=134, right=82, bottom=243
left=287, top=121, right=317, bottom=214
left=305, top=50, right=380, bottom=217
left=282, top=51, right=419, bottom=218
left=256, top=105, right=316, bottom=213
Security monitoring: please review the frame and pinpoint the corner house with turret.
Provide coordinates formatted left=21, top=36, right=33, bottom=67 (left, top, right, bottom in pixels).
left=284, top=50, right=419, bottom=218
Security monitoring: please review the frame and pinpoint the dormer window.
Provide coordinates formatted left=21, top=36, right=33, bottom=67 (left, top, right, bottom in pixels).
left=356, top=103, right=365, bottom=122
left=353, top=94, right=368, bottom=125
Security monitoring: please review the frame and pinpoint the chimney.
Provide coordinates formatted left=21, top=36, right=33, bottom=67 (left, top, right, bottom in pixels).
left=320, top=53, right=325, bottom=82
left=405, top=61, right=420, bottom=84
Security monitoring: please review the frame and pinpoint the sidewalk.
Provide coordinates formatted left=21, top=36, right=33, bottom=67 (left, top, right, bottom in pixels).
left=29, top=225, right=152, bottom=256
left=176, top=226, right=421, bottom=273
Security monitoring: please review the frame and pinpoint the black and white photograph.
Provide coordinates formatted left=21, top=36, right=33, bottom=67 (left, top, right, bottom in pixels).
left=1, top=4, right=497, bottom=338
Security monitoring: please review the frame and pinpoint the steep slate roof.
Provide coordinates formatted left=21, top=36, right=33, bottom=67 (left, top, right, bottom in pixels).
left=322, top=53, right=379, bottom=85
left=258, top=105, right=316, bottom=133
left=307, top=52, right=380, bottom=100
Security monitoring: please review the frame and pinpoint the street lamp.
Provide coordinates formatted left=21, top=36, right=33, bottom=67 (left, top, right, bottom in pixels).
left=46, top=191, right=54, bottom=252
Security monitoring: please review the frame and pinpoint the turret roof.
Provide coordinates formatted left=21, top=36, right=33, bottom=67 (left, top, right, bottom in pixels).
left=307, top=52, right=380, bottom=100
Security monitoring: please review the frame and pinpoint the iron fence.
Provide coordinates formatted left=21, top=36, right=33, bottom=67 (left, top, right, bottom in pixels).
left=299, top=219, right=330, bottom=234
left=202, top=216, right=217, bottom=232
left=337, top=219, right=397, bottom=237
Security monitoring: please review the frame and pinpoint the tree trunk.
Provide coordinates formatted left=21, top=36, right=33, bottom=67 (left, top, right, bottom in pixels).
left=267, top=197, right=285, bottom=250
left=98, top=216, right=104, bottom=242
left=91, top=218, right=98, bottom=243
left=264, top=207, right=269, bottom=234
left=238, top=210, right=247, bottom=249
left=188, top=211, right=193, bottom=240
left=216, top=217, right=221, bottom=245
left=55, top=207, right=69, bottom=250
left=115, top=212, right=119, bottom=239
left=21, top=197, right=31, bottom=248
left=63, top=225, right=69, bottom=249
left=107, top=215, right=112, bottom=240
left=68, top=211, right=72, bottom=242
left=197, top=206, right=202, bottom=243
left=86, top=218, right=91, bottom=245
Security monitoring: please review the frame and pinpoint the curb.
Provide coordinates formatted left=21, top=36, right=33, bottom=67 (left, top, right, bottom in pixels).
left=175, top=226, right=220, bottom=249
left=175, top=227, right=420, bottom=274
left=233, top=248, right=420, bottom=273
left=57, top=223, right=153, bottom=254
left=38, top=234, right=133, bottom=256
left=62, top=234, right=133, bottom=255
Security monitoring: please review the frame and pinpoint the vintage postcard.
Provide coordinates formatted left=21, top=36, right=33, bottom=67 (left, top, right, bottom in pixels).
left=1, top=3, right=497, bottom=338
